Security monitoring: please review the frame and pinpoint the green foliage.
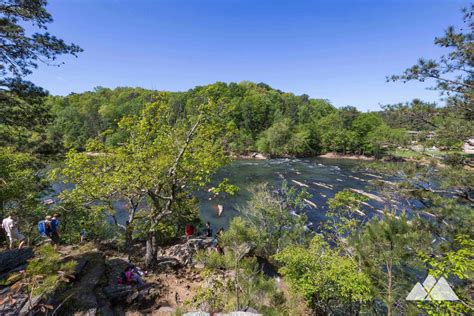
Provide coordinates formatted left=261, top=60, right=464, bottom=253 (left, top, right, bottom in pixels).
left=274, top=235, right=372, bottom=314
left=193, top=218, right=285, bottom=313
left=388, top=5, right=474, bottom=151
left=354, top=212, right=426, bottom=315
left=56, top=89, right=233, bottom=265
left=326, top=189, right=368, bottom=246
left=0, top=147, right=45, bottom=245
left=238, top=182, right=311, bottom=259
left=21, top=244, right=76, bottom=296
left=0, top=0, right=81, bottom=152
left=416, top=235, right=474, bottom=314
left=47, top=82, right=337, bottom=157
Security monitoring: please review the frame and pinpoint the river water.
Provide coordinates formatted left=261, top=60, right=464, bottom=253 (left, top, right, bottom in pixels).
left=197, top=158, right=387, bottom=230
left=46, top=158, right=389, bottom=230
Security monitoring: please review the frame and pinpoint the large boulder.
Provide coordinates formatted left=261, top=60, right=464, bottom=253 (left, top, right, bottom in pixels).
left=156, top=237, right=214, bottom=266
left=103, top=284, right=135, bottom=303
left=0, top=248, right=33, bottom=274
left=103, top=284, right=160, bottom=307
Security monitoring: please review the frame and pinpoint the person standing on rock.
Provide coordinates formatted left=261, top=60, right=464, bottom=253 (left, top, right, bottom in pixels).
left=51, top=214, right=61, bottom=244
left=204, top=221, right=213, bottom=237
left=185, top=223, right=195, bottom=240
left=43, top=215, right=59, bottom=249
left=2, top=214, right=25, bottom=249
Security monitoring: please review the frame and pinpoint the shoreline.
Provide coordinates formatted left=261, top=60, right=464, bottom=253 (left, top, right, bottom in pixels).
left=231, top=151, right=377, bottom=161
left=318, top=152, right=376, bottom=161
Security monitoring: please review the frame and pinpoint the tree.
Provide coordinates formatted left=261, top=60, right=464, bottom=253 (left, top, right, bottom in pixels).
left=388, top=5, right=473, bottom=149
left=256, top=117, right=292, bottom=156
left=354, top=212, right=426, bottom=316
left=417, top=234, right=474, bottom=314
left=366, top=124, right=408, bottom=158
left=0, top=146, right=45, bottom=245
left=274, top=235, right=372, bottom=315
left=325, top=189, right=368, bottom=255
left=58, top=90, right=234, bottom=266
left=194, top=217, right=285, bottom=313
left=1, top=0, right=82, bottom=147
left=238, top=182, right=311, bottom=259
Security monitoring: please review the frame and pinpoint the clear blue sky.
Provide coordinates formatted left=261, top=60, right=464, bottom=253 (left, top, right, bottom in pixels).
left=27, top=0, right=469, bottom=111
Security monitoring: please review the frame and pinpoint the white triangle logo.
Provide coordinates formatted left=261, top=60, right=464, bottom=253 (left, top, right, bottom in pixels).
left=407, top=275, right=459, bottom=301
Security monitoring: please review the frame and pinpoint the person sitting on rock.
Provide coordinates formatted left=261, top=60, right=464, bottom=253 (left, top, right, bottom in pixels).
left=118, top=265, right=145, bottom=286
left=2, top=214, right=25, bottom=249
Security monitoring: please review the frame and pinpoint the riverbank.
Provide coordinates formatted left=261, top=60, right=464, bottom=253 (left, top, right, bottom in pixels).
left=318, top=152, right=376, bottom=161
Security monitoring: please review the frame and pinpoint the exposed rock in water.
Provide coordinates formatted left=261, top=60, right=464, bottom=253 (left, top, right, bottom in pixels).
left=0, top=248, right=33, bottom=274
left=349, top=188, right=385, bottom=203
left=291, top=179, right=309, bottom=188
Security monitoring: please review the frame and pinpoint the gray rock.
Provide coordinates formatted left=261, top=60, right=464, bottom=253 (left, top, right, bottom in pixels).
left=19, top=295, right=43, bottom=316
left=157, top=237, right=214, bottom=266
left=0, top=248, right=33, bottom=274
left=0, top=263, right=27, bottom=282
left=156, top=306, right=175, bottom=312
left=103, top=285, right=135, bottom=303
left=0, top=292, right=28, bottom=316
left=156, top=257, right=181, bottom=270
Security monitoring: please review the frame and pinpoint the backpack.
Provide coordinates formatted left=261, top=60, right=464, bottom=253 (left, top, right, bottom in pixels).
left=38, top=220, right=46, bottom=236
left=51, top=219, right=59, bottom=232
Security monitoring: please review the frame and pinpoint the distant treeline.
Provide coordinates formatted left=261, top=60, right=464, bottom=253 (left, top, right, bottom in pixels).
left=42, top=81, right=467, bottom=157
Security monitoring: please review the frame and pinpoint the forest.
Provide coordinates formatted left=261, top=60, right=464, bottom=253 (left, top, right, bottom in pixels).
left=8, top=81, right=472, bottom=159
left=0, top=1, right=473, bottom=315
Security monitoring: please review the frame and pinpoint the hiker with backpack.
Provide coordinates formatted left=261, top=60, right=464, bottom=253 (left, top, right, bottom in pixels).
left=51, top=214, right=61, bottom=245
left=38, top=215, right=60, bottom=249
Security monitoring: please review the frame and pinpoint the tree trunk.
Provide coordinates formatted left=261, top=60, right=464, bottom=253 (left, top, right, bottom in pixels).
left=125, top=223, right=133, bottom=262
left=145, top=233, right=158, bottom=267
left=235, top=260, right=240, bottom=310
left=386, top=258, right=393, bottom=316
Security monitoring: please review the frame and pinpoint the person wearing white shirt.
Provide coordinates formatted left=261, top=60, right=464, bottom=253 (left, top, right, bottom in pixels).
left=2, top=214, right=25, bottom=249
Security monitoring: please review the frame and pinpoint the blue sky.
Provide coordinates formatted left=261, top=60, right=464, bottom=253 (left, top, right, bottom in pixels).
left=27, top=0, right=469, bottom=111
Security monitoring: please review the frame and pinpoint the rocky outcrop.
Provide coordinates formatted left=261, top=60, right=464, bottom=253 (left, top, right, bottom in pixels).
left=0, top=249, right=36, bottom=315
left=0, top=248, right=33, bottom=274
left=103, top=283, right=160, bottom=306
left=156, top=237, right=214, bottom=266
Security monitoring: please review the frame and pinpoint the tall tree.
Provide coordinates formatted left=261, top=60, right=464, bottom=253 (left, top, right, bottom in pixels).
left=388, top=4, right=473, bottom=136
left=58, top=90, right=235, bottom=266
left=0, top=0, right=82, bottom=146
left=354, top=212, right=425, bottom=316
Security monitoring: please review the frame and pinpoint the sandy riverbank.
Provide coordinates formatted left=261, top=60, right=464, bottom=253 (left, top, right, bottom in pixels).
left=318, top=152, right=376, bottom=161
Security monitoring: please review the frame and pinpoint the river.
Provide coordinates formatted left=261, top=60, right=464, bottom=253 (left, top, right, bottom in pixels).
left=197, top=158, right=388, bottom=230
left=45, top=158, right=391, bottom=230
